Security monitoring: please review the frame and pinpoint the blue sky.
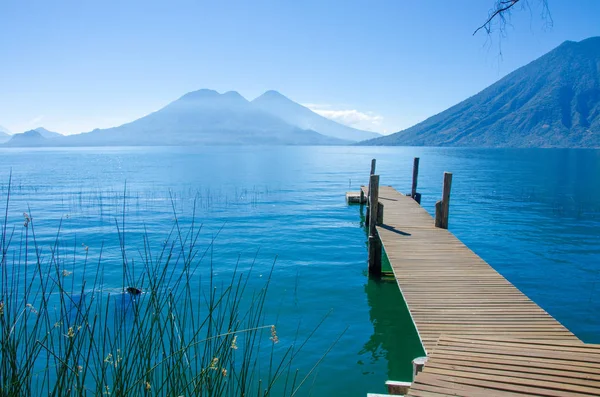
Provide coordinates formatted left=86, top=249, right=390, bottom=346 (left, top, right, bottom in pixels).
left=1, top=0, right=599, bottom=135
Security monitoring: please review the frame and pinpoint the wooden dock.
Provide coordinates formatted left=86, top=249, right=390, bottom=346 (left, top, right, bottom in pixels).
left=351, top=159, right=600, bottom=396
left=407, top=336, right=600, bottom=396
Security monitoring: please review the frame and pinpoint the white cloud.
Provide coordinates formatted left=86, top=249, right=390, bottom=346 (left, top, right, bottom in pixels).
left=303, top=104, right=384, bottom=132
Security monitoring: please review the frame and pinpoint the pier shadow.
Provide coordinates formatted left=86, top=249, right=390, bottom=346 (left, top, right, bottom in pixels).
left=379, top=224, right=411, bottom=236
left=358, top=253, right=425, bottom=382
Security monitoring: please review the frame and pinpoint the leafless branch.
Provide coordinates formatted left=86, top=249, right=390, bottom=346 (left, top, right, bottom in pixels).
left=474, top=0, right=551, bottom=36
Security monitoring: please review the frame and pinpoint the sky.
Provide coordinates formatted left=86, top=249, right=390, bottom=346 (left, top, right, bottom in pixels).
left=1, top=0, right=599, bottom=135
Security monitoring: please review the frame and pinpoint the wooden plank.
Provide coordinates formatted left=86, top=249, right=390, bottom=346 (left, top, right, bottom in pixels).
left=409, top=337, right=600, bottom=396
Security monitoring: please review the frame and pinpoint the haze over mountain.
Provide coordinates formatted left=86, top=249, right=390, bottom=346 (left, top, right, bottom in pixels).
left=362, top=37, right=600, bottom=148
left=0, top=125, right=10, bottom=143
left=252, top=90, right=380, bottom=142
left=56, top=89, right=345, bottom=146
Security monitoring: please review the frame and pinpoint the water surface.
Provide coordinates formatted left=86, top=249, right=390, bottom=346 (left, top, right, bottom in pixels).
left=1, top=146, right=599, bottom=395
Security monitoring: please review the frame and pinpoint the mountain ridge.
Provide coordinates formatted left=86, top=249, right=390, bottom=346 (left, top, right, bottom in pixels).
left=361, top=37, right=600, bottom=148
left=252, top=90, right=381, bottom=142
left=34, top=127, right=63, bottom=139
left=56, top=89, right=348, bottom=146
left=2, top=89, right=379, bottom=147
left=4, top=130, right=48, bottom=146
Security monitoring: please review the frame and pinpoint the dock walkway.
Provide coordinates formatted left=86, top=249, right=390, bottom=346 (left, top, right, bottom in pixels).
left=363, top=185, right=579, bottom=352
left=355, top=182, right=600, bottom=396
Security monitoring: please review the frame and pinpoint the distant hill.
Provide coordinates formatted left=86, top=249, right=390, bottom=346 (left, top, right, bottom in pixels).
left=4, top=130, right=48, bottom=146
left=60, top=89, right=346, bottom=146
left=362, top=37, right=600, bottom=148
left=34, top=127, right=63, bottom=139
left=252, top=90, right=381, bottom=142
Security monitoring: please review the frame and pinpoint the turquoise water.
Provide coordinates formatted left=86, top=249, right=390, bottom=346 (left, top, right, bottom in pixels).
left=1, top=146, right=600, bottom=395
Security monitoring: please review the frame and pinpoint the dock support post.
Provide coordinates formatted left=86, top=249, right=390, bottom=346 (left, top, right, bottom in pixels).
left=434, top=172, right=453, bottom=229
left=411, top=157, right=420, bottom=201
left=368, top=174, right=381, bottom=275
left=385, top=381, right=412, bottom=395
left=412, top=357, right=428, bottom=380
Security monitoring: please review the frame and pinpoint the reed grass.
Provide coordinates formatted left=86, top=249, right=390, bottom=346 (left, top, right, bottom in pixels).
left=0, top=175, right=338, bottom=396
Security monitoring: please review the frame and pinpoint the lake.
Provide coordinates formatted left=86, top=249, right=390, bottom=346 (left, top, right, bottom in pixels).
left=1, top=145, right=599, bottom=396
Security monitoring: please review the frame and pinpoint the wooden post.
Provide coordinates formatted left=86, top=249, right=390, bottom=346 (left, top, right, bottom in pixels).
left=412, top=357, right=428, bottom=380
left=434, top=172, right=452, bottom=229
left=385, top=381, right=412, bottom=395
left=368, top=174, right=381, bottom=275
left=414, top=192, right=422, bottom=205
left=411, top=157, right=420, bottom=199
left=369, top=236, right=382, bottom=276
left=434, top=200, right=443, bottom=228
left=375, top=237, right=382, bottom=271
left=367, top=158, right=376, bottom=202
left=368, top=175, right=379, bottom=236
left=376, top=202, right=384, bottom=225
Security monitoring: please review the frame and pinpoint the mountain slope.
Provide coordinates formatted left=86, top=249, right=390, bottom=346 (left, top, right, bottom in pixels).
left=363, top=37, right=600, bottom=148
left=4, top=130, right=48, bottom=146
left=34, top=127, right=63, bottom=139
left=252, top=90, right=380, bottom=142
left=62, top=89, right=346, bottom=146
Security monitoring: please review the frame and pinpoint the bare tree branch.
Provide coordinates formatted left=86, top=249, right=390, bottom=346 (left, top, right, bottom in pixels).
left=474, top=0, right=551, bottom=36
left=474, top=0, right=522, bottom=36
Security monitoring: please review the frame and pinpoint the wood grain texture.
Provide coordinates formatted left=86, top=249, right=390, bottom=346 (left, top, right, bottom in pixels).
left=408, top=337, right=600, bottom=397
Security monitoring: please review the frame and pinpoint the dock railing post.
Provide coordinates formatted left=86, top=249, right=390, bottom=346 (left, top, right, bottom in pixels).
left=366, top=159, right=376, bottom=224
left=411, top=157, right=420, bottom=200
left=434, top=172, right=453, bottom=229
left=367, top=158, right=376, bottom=198
left=368, top=174, right=382, bottom=275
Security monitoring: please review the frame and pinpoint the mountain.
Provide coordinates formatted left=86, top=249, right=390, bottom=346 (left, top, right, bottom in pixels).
left=34, top=127, right=63, bottom=139
left=362, top=37, right=600, bottom=148
left=251, top=90, right=381, bottom=142
left=0, top=125, right=11, bottom=143
left=60, top=89, right=347, bottom=146
left=4, top=130, right=48, bottom=146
